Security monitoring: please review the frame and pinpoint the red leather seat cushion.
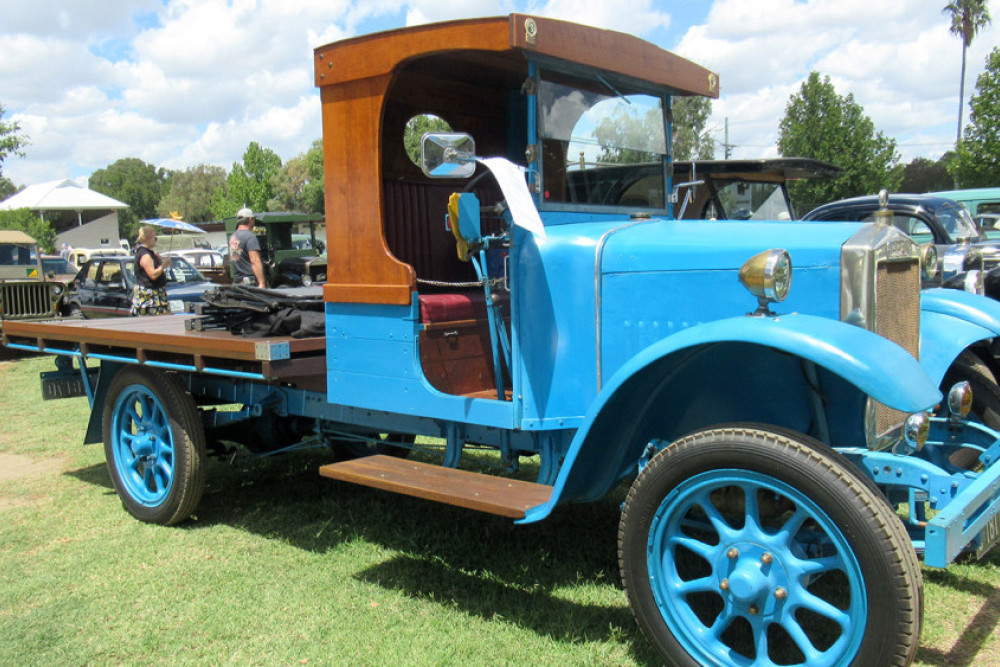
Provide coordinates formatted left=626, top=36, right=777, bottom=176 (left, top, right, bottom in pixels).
left=419, top=293, right=482, bottom=323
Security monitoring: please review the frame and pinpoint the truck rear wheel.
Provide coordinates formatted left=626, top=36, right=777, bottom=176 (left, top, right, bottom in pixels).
left=619, top=425, right=921, bottom=666
left=102, top=366, right=206, bottom=525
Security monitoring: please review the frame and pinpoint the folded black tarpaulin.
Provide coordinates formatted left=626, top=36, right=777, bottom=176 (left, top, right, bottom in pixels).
left=189, top=285, right=325, bottom=338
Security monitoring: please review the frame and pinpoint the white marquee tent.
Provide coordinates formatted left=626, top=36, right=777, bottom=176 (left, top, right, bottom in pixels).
left=0, top=179, right=128, bottom=223
left=0, top=179, right=129, bottom=249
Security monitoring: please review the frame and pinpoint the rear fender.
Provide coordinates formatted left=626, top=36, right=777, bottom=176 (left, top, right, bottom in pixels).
left=520, top=313, right=939, bottom=523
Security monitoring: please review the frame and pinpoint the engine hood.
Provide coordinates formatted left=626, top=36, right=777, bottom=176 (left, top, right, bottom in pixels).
left=596, top=218, right=867, bottom=274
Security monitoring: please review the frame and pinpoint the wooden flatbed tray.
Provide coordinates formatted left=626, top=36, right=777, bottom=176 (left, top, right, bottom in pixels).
left=2, top=316, right=326, bottom=383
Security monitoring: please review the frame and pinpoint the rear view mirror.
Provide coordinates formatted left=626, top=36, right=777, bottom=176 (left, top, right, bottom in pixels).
left=420, top=133, right=476, bottom=178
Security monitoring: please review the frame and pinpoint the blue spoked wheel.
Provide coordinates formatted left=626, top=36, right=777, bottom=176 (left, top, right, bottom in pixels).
left=619, top=426, right=921, bottom=667
left=102, top=367, right=206, bottom=525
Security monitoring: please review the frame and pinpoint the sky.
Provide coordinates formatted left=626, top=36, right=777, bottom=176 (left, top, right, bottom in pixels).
left=1, top=0, right=998, bottom=188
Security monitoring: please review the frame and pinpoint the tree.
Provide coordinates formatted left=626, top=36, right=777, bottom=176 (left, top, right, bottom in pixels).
left=0, top=103, right=29, bottom=181
left=950, top=47, right=1000, bottom=187
left=777, top=72, right=902, bottom=213
left=157, top=164, right=227, bottom=222
left=900, top=156, right=954, bottom=193
left=0, top=208, right=56, bottom=253
left=271, top=139, right=324, bottom=213
left=0, top=177, right=18, bottom=201
left=943, top=1, right=992, bottom=147
left=89, top=158, right=166, bottom=241
left=673, top=96, right=715, bottom=160
left=403, top=115, right=452, bottom=165
left=210, top=142, right=282, bottom=219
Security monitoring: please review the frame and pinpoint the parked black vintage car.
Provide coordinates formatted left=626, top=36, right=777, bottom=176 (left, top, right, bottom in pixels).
left=62, top=254, right=215, bottom=318
left=804, top=193, right=1000, bottom=294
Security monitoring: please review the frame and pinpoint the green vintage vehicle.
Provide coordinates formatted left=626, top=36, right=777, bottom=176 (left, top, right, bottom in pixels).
left=0, top=230, right=66, bottom=326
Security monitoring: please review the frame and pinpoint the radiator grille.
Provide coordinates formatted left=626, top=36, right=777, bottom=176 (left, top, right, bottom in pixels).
left=0, top=282, right=58, bottom=320
left=874, top=259, right=921, bottom=359
left=872, top=258, right=921, bottom=441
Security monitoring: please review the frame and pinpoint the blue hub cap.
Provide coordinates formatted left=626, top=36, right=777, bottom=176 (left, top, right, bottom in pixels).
left=648, top=470, right=866, bottom=666
left=110, top=384, right=175, bottom=507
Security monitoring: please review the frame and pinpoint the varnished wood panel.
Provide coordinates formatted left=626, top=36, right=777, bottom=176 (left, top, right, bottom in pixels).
left=315, top=14, right=720, bottom=306
left=319, top=454, right=552, bottom=518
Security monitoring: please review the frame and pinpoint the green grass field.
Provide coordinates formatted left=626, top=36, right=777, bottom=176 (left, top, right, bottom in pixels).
left=1, top=352, right=998, bottom=665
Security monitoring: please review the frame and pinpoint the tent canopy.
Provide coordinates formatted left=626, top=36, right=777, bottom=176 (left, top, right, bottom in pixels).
left=0, top=179, right=128, bottom=211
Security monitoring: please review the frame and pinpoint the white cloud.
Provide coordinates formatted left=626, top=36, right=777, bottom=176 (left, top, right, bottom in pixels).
left=2, top=0, right=999, bottom=187
left=678, top=0, right=1000, bottom=163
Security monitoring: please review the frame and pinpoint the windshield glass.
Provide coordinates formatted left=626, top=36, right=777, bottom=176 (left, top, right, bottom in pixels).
left=704, top=182, right=792, bottom=220
left=939, top=205, right=981, bottom=241
left=0, top=243, right=36, bottom=266
left=538, top=72, right=667, bottom=210
left=165, top=256, right=207, bottom=283
left=41, top=257, right=77, bottom=274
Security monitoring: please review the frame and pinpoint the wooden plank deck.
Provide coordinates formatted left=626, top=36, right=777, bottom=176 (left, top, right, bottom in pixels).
left=2, top=316, right=326, bottom=385
left=319, top=455, right=553, bottom=519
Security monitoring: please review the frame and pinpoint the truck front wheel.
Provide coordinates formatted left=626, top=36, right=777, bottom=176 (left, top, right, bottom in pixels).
left=619, top=425, right=921, bottom=666
left=102, top=366, right=206, bottom=525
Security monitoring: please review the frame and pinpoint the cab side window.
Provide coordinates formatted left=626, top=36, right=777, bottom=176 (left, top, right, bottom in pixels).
left=98, top=262, right=123, bottom=286
left=83, top=263, right=99, bottom=286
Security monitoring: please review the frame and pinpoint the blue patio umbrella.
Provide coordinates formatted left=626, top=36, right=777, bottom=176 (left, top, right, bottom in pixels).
left=142, top=217, right=205, bottom=234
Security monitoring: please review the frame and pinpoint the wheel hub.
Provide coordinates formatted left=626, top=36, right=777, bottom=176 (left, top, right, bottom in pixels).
left=718, top=543, right=789, bottom=614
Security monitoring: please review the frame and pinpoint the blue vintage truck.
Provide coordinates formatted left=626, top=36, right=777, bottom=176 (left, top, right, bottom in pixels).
left=4, top=15, right=1000, bottom=666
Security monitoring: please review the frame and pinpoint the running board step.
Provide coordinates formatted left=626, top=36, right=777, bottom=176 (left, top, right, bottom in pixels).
left=319, top=455, right=553, bottom=519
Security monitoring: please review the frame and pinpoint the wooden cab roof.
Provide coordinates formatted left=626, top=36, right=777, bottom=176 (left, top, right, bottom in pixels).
left=315, top=15, right=720, bottom=305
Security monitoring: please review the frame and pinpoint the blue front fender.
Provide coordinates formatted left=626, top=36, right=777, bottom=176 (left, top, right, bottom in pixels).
left=921, top=288, right=1000, bottom=384
left=520, top=313, right=940, bottom=523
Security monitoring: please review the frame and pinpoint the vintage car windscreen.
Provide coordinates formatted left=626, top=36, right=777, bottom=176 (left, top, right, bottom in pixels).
left=704, top=181, right=791, bottom=220
left=537, top=73, right=667, bottom=210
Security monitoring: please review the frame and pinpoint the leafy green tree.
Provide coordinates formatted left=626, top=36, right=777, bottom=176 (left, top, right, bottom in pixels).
left=0, top=208, right=56, bottom=253
left=777, top=72, right=902, bottom=213
left=210, top=142, right=282, bottom=218
left=943, top=1, right=992, bottom=146
left=271, top=139, right=324, bottom=213
left=403, top=115, right=452, bottom=165
left=89, top=158, right=166, bottom=241
left=157, top=164, right=227, bottom=222
left=673, top=96, right=715, bottom=160
left=0, top=103, right=29, bottom=181
left=0, top=177, right=18, bottom=201
left=950, top=47, right=1000, bottom=187
left=900, top=156, right=954, bottom=193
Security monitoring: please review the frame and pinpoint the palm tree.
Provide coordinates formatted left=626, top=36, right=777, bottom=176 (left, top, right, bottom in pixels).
left=943, top=1, right=992, bottom=146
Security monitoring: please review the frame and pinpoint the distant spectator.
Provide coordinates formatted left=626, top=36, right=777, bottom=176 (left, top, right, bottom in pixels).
left=228, top=208, right=267, bottom=288
left=131, top=225, right=173, bottom=316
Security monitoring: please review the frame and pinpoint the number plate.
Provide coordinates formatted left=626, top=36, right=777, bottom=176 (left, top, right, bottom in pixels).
left=976, top=510, right=1000, bottom=560
left=40, top=369, right=98, bottom=401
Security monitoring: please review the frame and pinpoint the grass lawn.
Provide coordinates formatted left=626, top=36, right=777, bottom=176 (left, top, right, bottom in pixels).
left=1, top=352, right=999, bottom=665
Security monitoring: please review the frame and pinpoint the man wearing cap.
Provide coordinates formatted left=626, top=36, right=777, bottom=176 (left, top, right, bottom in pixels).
left=229, top=207, right=267, bottom=288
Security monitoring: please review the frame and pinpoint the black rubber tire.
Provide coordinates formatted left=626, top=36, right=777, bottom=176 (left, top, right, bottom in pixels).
left=65, top=304, right=85, bottom=319
left=941, top=350, right=1000, bottom=467
left=334, top=432, right=414, bottom=460
left=618, top=425, right=922, bottom=667
left=102, top=366, right=206, bottom=525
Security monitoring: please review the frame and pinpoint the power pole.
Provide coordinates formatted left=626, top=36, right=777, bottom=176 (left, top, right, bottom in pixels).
left=724, top=117, right=733, bottom=159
